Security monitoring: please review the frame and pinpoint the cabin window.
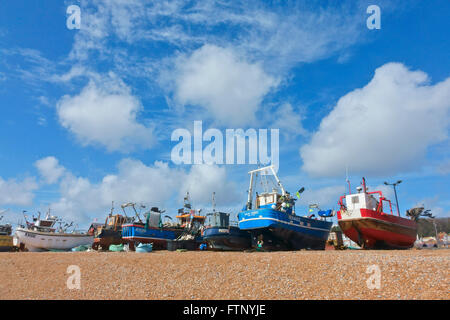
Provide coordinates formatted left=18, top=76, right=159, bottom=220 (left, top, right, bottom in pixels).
left=259, top=194, right=274, bottom=206
left=351, top=196, right=359, bottom=204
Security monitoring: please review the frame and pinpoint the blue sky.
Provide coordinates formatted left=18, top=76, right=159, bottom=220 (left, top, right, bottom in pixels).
left=0, top=0, right=449, bottom=227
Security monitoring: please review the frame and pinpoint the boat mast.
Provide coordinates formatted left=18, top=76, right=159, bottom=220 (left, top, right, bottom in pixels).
left=121, top=202, right=143, bottom=223
left=247, top=171, right=255, bottom=210
left=346, top=166, right=351, bottom=194
left=131, top=203, right=142, bottom=223
left=212, top=192, right=216, bottom=213
left=184, top=192, right=191, bottom=208
left=269, top=165, right=286, bottom=196
left=247, top=165, right=287, bottom=210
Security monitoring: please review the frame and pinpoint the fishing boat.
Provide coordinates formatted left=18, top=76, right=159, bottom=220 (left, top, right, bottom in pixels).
left=238, top=165, right=333, bottom=250
left=92, top=202, right=134, bottom=250
left=0, top=214, right=13, bottom=252
left=121, top=202, right=185, bottom=250
left=13, top=210, right=93, bottom=252
left=203, top=192, right=251, bottom=251
left=167, top=193, right=207, bottom=251
left=337, top=177, right=417, bottom=249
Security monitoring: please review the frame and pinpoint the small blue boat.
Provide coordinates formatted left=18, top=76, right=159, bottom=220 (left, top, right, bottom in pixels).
left=121, top=203, right=184, bottom=250
left=238, top=165, right=333, bottom=250
left=122, top=222, right=183, bottom=250
left=122, top=194, right=206, bottom=251
left=203, top=192, right=251, bottom=251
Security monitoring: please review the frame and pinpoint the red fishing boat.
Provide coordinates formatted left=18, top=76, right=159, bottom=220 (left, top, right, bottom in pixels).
left=337, top=178, right=417, bottom=249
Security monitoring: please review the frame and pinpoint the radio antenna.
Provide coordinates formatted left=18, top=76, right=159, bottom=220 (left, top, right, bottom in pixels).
left=345, top=165, right=351, bottom=194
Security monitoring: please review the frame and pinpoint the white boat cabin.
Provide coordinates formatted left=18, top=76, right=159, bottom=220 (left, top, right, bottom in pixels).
left=30, top=214, right=58, bottom=232
left=345, top=192, right=379, bottom=212
left=256, top=190, right=281, bottom=209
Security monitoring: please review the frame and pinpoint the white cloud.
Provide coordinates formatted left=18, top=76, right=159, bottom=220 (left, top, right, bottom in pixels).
left=41, top=157, right=240, bottom=224
left=437, top=160, right=450, bottom=175
left=180, top=164, right=240, bottom=206
left=50, top=65, right=98, bottom=83
left=171, top=44, right=278, bottom=126
left=235, top=3, right=364, bottom=71
left=34, top=156, right=66, bottom=184
left=37, top=117, right=47, bottom=127
left=68, top=1, right=367, bottom=68
left=373, top=184, right=395, bottom=200
left=0, top=177, right=38, bottom=206
left=56, top=75, right=154, bottom=152
left=49, top=159, right=181, bottom=223
left=413, top=196, right=449, bottom=218
left=300, top=63, right=450, bottom=177
left=269, top=103, right=307, bottom=138
left=66, top=2, right=368, bottom=127
left=0, top=48, right=56, bottom=84
left=68, top=0, right=111, bottom=61
left=296, top=185, right=345, bottom=208
left=96, top=159, right=181, bottom=206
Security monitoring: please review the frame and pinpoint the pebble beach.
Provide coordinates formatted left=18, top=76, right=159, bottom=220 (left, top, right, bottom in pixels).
left=0, top=250, right=448, bottom=300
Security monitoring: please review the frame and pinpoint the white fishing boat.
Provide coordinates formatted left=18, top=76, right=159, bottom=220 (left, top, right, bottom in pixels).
left=14, top=210, right=93, bottom=252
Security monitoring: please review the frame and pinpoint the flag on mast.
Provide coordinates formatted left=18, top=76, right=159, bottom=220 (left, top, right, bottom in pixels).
left=296, top=187, right=305, bottom=199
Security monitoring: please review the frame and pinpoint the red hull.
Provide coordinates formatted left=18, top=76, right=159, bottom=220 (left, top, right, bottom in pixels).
left=338, top=208, right=417, bottom=249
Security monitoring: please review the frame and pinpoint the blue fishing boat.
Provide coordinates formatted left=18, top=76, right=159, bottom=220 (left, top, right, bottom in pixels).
left=238, top=165, right=333, bottom=250
left=203, top=192, right=251, bottom=251
left=121, top=203, right=184, bottom=250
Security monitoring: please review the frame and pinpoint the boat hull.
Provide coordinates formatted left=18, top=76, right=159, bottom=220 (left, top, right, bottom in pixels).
left=337, top=208, right=417, bottom=249
left=203, top=226, right=252, bottom=251
left=166, top=239, right=201, bottom=251
left=14, top=228, right=93, bottom=252
left=238, top=208, right=332, bottom=250
left=121, top=224, right=184, bottom=250
left=93, top=229, right=123, bottom=250
left=0, top=235, right=13, bottom=252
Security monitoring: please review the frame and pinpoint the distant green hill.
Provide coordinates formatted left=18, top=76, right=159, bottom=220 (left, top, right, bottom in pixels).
left=417, top=218, right=450, bottom=237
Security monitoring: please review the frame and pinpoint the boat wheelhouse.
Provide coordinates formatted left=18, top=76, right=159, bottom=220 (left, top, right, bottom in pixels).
left=203, top=192, right=251, bottom=251
left=238, top=165, right=333, bottom=250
